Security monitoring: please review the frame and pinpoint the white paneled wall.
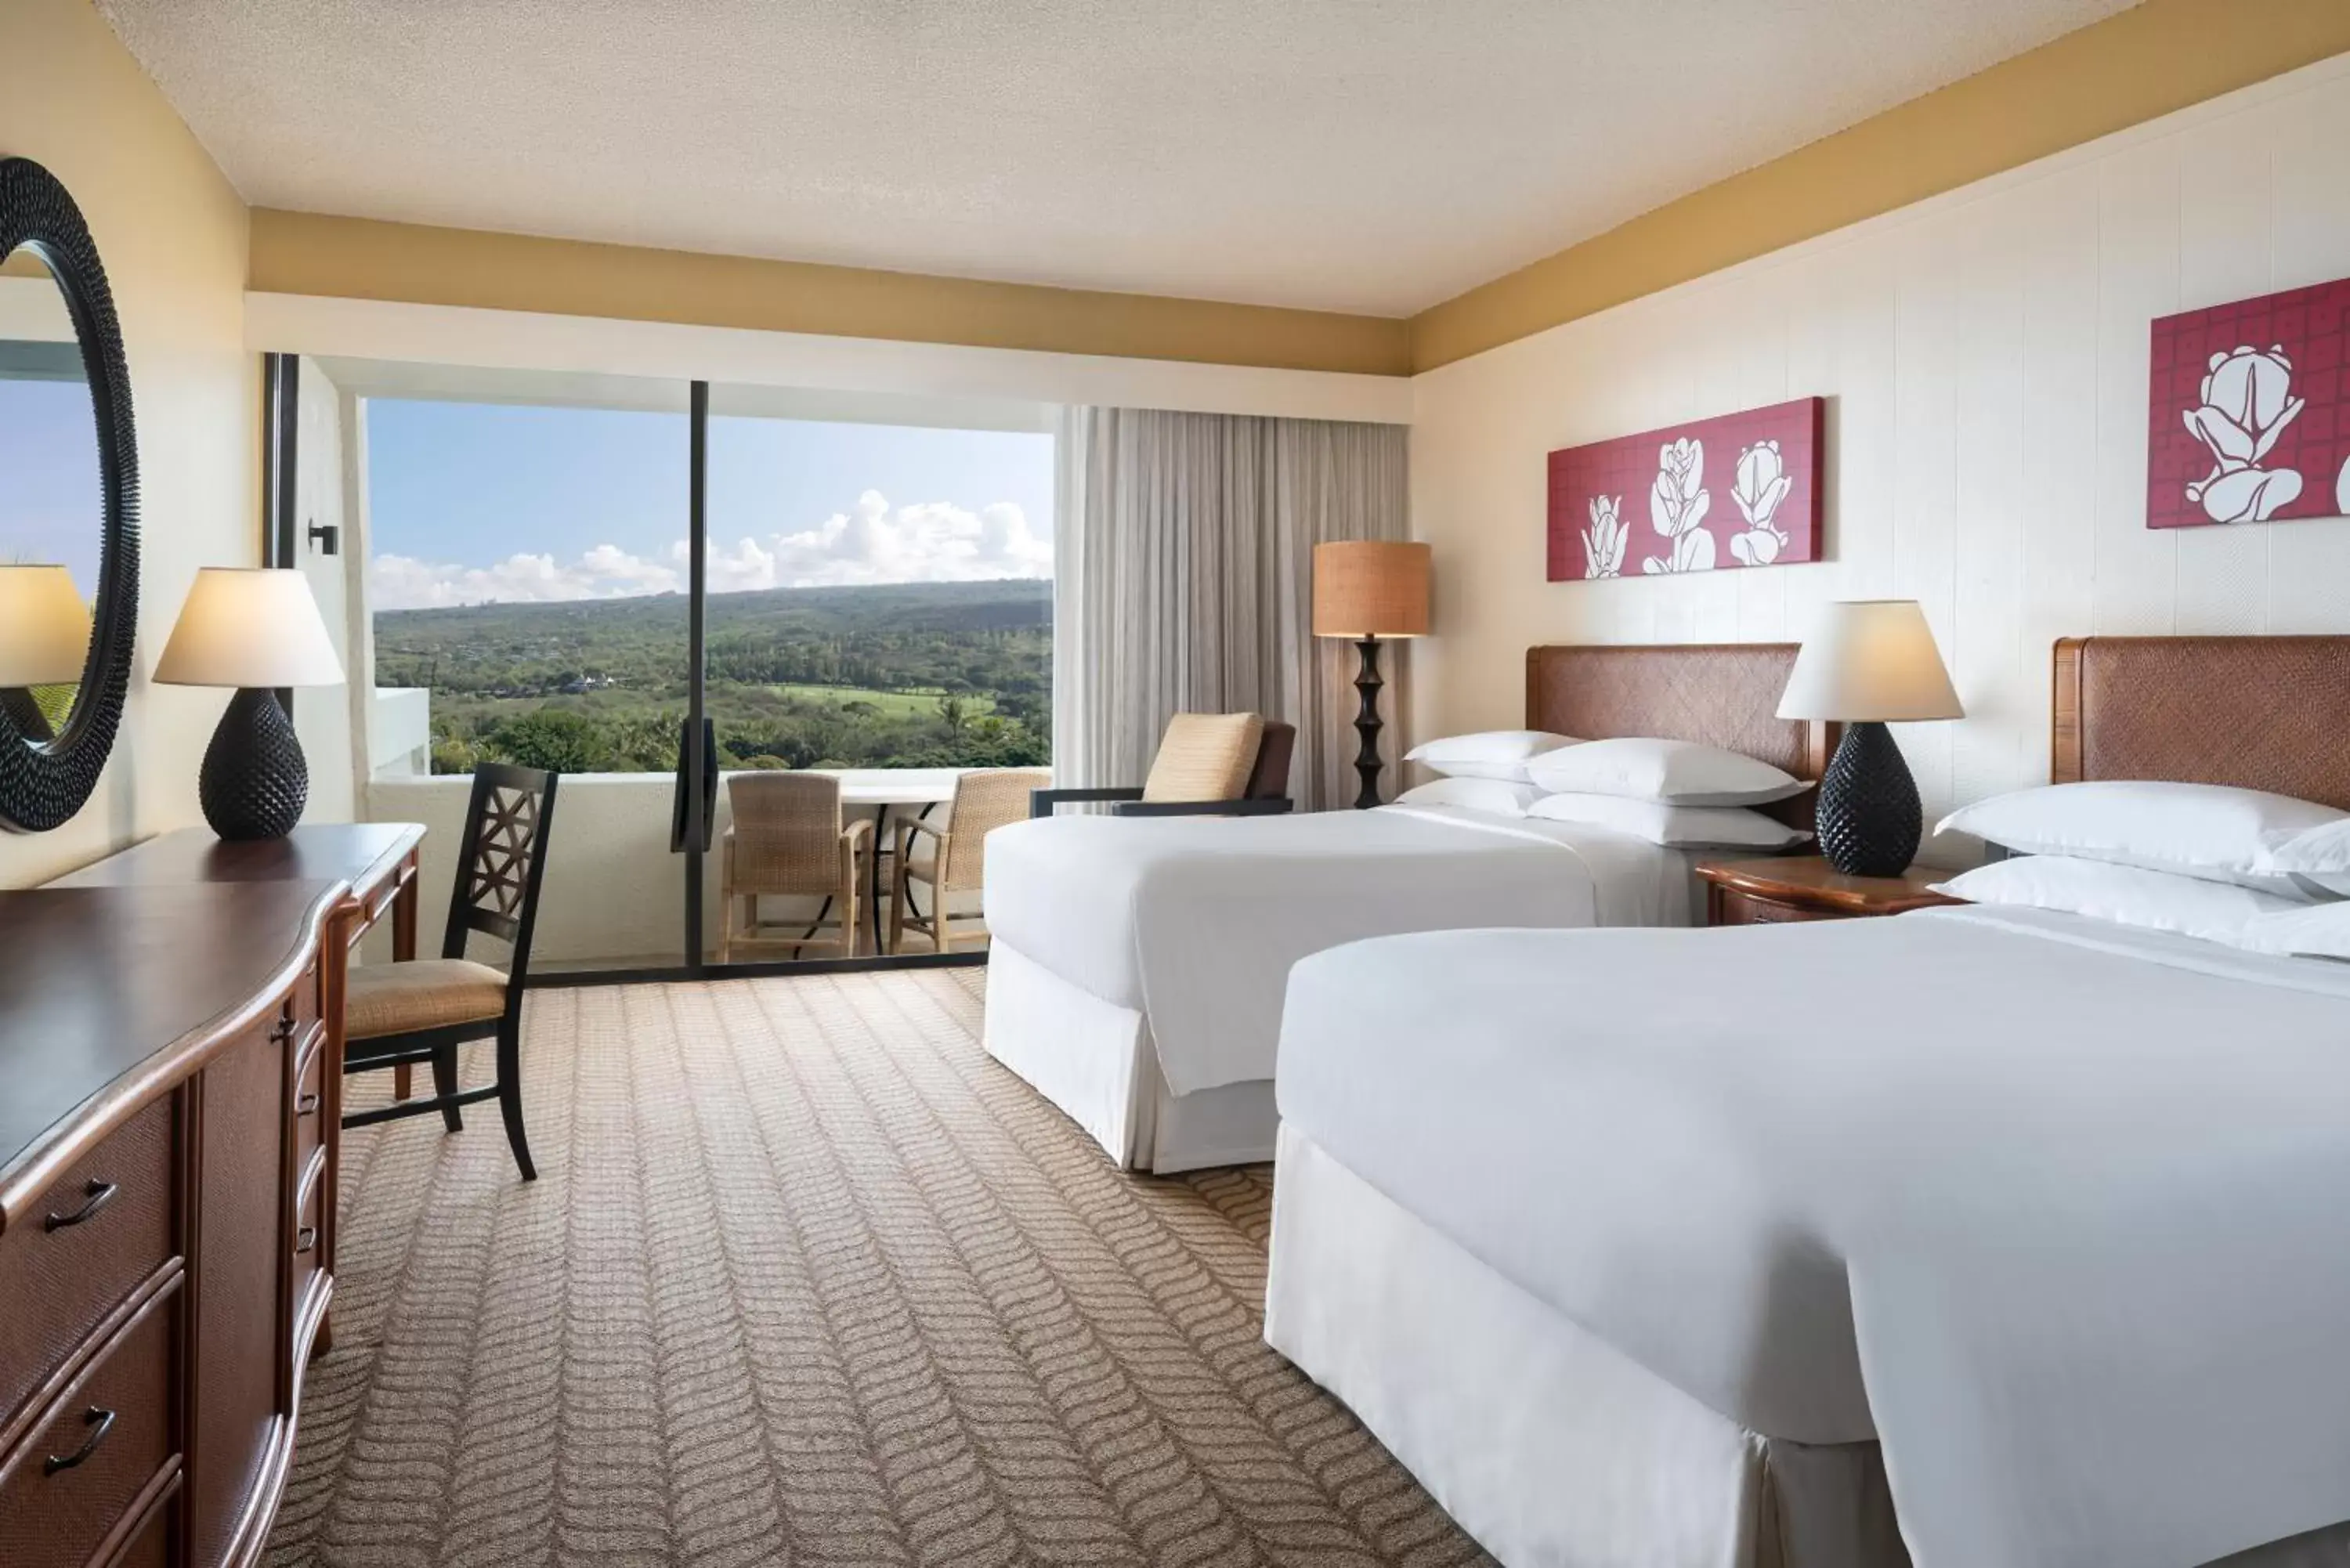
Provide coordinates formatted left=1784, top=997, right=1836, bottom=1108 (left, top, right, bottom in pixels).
left=1409, top=53, right=2350, bottom=859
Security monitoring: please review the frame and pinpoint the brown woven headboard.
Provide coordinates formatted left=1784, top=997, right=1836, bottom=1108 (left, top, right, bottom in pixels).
left=1525, top=644, right=1835, bottom=786
left=2054, top=636, right=2350, bottom=810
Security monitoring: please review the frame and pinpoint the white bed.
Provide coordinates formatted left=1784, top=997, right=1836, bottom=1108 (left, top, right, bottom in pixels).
left=981, top=642, right=1829, bottom=1172
left=983, top=802, right=1698, bottom=1171
left=1267, top=634, right=2350, bottom=1568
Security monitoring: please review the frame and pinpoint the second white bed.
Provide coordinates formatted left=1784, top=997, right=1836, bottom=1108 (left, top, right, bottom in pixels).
left=982, top=802, right=1696, bottom=1171
left=1270, top=909, right=2350, bottom=1568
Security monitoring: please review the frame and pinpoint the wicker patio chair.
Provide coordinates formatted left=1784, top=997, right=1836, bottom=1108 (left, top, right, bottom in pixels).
left=888, top=767, right=1050, bottom=953
left=719, top=771, right=872, bottom=961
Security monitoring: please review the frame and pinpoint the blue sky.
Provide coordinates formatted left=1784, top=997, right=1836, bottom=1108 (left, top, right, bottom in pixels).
left=367, top=399, right=1053, bottom=609
left=0, top=377, right=101, bottom=595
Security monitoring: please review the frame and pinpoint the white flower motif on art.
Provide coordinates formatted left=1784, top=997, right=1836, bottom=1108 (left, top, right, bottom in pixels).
left=2183, top=345, right=2305, bottom=523
left=1729, top=439, right=1793, bottom=566
left=1582, top=493, right=1628, bottom=579
left=1640, top=437, right=1715, bottom=574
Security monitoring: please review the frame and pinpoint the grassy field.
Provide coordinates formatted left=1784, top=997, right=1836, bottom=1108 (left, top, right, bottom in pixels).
left=767, top=682, right=997, bottom=716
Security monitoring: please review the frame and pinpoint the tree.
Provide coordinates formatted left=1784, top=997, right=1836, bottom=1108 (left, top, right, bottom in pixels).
left=488, top=709, right=614, bottom=772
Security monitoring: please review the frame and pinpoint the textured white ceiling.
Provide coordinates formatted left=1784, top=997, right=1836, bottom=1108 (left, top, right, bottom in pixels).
left=99, top=0, right=2135, bottom=316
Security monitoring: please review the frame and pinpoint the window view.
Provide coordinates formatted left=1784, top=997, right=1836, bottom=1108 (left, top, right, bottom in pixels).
left=366, top=399, right=1053, bottom=777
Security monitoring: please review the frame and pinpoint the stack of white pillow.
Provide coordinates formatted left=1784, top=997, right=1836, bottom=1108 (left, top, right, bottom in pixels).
left=1398, top=732, right=1813, bottom=851
left=1932, top=781, right=2350, bottom=959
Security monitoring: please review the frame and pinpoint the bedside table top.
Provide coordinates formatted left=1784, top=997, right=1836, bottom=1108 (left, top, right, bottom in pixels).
left=1695, top=854, right=1963, bottom=916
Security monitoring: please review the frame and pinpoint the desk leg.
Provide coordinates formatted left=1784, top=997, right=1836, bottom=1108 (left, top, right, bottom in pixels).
left=392, top=862, right=420, bottom=1101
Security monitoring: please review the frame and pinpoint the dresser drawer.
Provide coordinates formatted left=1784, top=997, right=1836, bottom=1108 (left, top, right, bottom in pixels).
left=0, top=1277, right=178, bottom=1568
left=0, top=1097, right=175, bottom=1431
left=292, top=1021, right=328, bottom=1182
left=291, top=1147, right=328, bottom=1342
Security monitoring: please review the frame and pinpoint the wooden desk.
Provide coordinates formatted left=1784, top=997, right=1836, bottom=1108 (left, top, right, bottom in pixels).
left=56, top=825, right=428, bottom=1093
left=0, top=877, right=345, bottom=1568
left=12, top=822, right=425, bottom=1567
left=52, top=825, right=423, bottom=958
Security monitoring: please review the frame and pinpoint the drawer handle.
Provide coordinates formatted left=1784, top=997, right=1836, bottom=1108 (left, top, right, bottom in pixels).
left=295, top=1225, right=318, bottom=1255
left=297, top=1091, right=322, bottom=1116
left=44, top=1178, right=118, bottom=1233
left=43, top=1407, right=116, bottom=1476
left=272, top=1015, right=298, bottom=1044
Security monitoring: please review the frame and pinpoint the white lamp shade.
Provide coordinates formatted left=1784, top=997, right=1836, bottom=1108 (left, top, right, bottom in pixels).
left=154, top=568, right=345, bottom=688
left=1777, top=600, right=1963, bottom=722
left=0, top=565, right=93, bottom=685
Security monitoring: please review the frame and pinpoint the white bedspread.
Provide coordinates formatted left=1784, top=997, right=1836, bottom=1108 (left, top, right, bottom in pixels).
left=1275, top=908, right=2350, bottom=1568
left=983, top=804, right=1689, bottom=1096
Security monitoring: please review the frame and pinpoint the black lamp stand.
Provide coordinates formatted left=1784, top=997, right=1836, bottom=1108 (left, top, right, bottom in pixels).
left=1814, top=721, right=1922, bottom=876
left=199, top=687, right=309, bottom=840
left=1350, top=635, right=1388, bottom=809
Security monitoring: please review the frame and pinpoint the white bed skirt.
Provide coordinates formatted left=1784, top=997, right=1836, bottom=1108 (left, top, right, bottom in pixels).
left=1267, top=1123, right=1907, bottom=1568
left=983, top=940, right=1278, bottom=1172
left=1265, top=1125, right=2350, bottom=1568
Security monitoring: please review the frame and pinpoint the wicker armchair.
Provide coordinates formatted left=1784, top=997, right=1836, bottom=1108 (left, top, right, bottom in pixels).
left=1031, top=714, right=1296, bottom=818
left=889, top=768, right=1050, bottom=954
left=719, top=772, right=873, bottom=961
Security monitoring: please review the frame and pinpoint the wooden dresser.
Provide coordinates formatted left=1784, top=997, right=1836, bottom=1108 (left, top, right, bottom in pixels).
left=2, top=824, right=424, bottom=1568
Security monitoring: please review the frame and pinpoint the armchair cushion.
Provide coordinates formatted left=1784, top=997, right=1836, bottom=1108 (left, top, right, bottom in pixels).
left=1142, top=713, right=1265, bottom=804
left=347, top=959, right=510, bottom=1040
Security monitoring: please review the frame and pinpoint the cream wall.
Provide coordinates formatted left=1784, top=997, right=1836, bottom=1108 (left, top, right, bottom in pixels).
left=290, top=356, right=356, bottom=824
left=0, top=0, right=255, bottom=886
left=1409, top=52, right=2350, bottom=860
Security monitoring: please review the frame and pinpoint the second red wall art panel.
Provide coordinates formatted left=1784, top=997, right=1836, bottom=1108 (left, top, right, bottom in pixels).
left=1547, top=397, right=1825, bottom=580
left=2149, top=277, right=2350, bottom=529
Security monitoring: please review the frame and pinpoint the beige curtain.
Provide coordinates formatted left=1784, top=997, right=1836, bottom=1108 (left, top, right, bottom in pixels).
left=1053, top=407, right=1411, bottom=812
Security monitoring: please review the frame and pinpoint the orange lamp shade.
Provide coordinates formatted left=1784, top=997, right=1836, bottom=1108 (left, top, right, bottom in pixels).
left=1313, top=540, right=1431, bottom=639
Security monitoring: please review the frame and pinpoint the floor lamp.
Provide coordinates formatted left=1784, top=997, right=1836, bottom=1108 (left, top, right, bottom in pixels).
left=1312, top=540, right=1431, bottom=809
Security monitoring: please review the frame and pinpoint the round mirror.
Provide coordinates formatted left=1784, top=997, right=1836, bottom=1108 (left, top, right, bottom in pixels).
left=0, top=158, right=139, bottom=833
left=0, top=245, right=100, bottom=746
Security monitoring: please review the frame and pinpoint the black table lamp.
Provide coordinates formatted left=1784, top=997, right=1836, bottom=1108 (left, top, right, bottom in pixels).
left=154, top=567, right=346, bottom=840
left=1776, top=599, right=1963, bottom=876
left=1314, top=540, right=1432, bottom=808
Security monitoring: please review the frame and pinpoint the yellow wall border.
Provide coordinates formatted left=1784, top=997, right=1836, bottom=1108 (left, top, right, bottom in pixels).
left=1408, top=0, right=2350, bottom=373
left=246, top=210, right=1412, bottom=378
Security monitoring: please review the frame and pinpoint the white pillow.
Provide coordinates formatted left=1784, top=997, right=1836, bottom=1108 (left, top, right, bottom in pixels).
left=1525, top=791, right=1810, bottom=849
left=1936, top=782, right=2344, bottom=897
left=1525, top=737, right=1807, bottom=807
left=2237, top=900, right=2350, bottom=960
left=2257, top=818, right=2350, bottom=899
left=1407, top=730, right=1579, bottom=783
left=1392, top=777, right=1541, bottom=818
left=1932, top=855, right=2302, bottom=943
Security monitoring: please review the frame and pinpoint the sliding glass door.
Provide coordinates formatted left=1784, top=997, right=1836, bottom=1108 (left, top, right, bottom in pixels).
left=698, top=385, right=1053, bottom=970
left=340, top=357, right=1051, bottom=977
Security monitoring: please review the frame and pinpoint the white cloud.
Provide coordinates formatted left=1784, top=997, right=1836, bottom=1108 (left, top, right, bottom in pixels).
left=370, top=492, right=1050, bottom=611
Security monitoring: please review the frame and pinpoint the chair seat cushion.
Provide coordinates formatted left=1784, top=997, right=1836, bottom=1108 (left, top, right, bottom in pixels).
left=347, top=958, right=510, bottom=1039
left=1142, top=713, right=1265, bottom=803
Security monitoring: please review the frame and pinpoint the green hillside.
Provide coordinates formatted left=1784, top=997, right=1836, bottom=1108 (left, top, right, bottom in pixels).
left=376, top=578, right=1050, bottom=774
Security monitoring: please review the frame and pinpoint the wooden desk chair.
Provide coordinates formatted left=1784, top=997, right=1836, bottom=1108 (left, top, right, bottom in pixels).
left=720, top=772, right=873, bottom=961
left=342, top=762, right=559, bottom=1181
left=1030, top=714, right=1296, bottom=818
left=888, top=767, right=1050, bottom=953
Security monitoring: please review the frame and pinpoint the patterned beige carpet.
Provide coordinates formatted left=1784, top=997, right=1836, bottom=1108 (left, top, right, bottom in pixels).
left=269, top=967, right=1489, bottom=1566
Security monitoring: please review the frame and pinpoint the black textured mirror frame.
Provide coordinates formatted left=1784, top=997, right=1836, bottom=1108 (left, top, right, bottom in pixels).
left=0, top=157, right=138, bottom=833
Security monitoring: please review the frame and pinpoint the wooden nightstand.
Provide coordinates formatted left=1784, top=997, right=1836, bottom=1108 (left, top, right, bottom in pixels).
left=1696, top=854, right=1963, bottom=925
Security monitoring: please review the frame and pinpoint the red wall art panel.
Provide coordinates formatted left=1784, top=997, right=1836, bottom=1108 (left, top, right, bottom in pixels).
left=1547, top=397, right=1824, bottom=581
left=2149, top=277, right=2350, bottom=529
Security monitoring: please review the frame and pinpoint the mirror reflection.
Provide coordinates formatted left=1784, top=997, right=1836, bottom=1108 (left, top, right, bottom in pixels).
left=0, top=244, right=98, bottom=745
